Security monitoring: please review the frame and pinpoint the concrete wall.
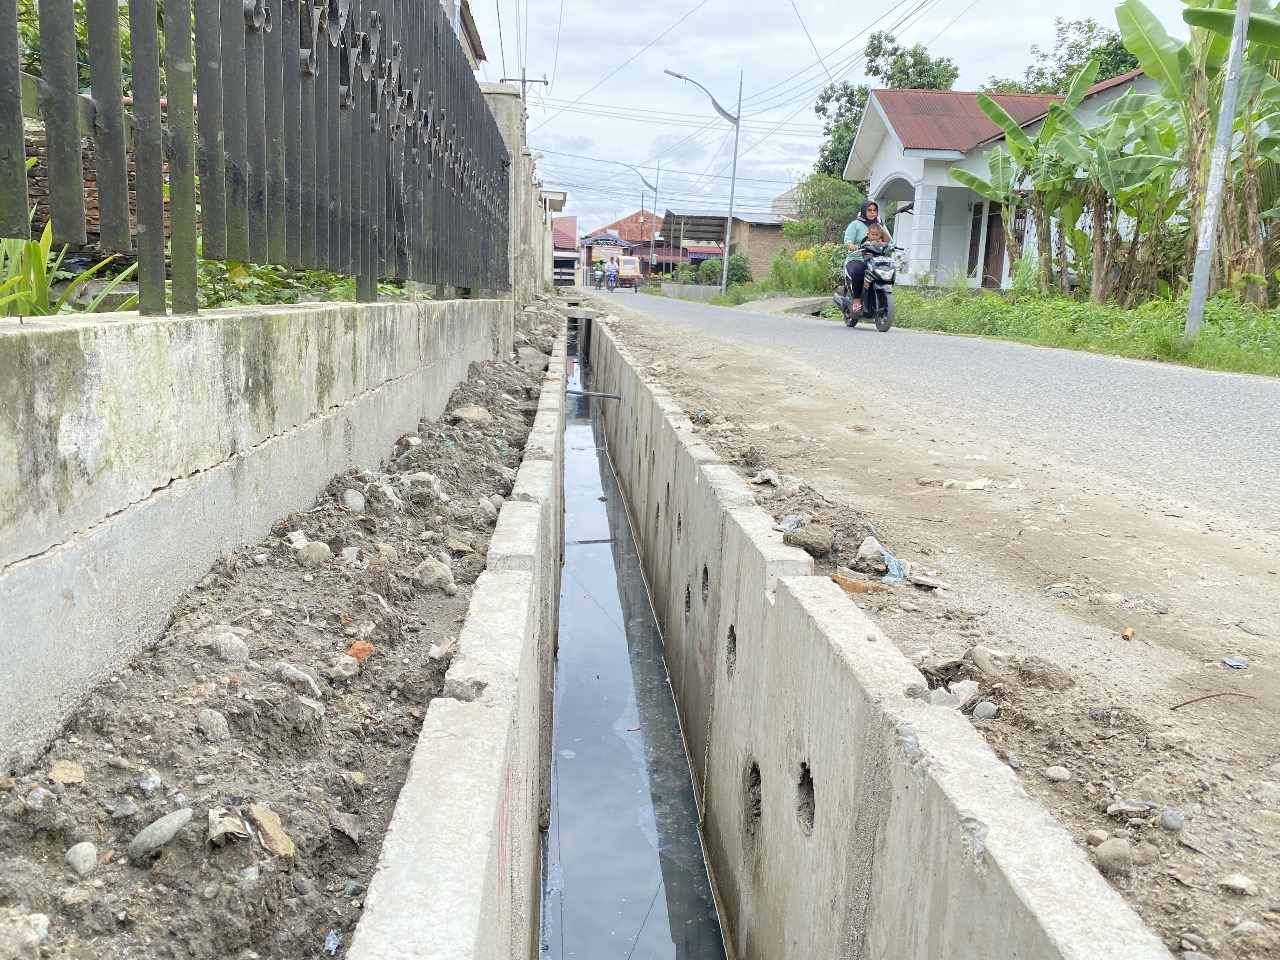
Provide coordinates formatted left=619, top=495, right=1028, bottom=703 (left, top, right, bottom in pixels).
left=658, top=282, right=719, bottom=302
left=587, top=319, right=1174, bottom=960
left=483, top=84, right=545, bottom=305
left=0, top=299, right=512, bottom=768
left=349, top=324, right=566, bottom=960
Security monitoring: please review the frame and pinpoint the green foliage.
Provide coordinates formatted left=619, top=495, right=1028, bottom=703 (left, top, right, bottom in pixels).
left=698, top=258, right=723, bottom=285
left=770, top=243, right=844, bottom=295
left=726, top=253, right=752, bottom=286
left=896, top=289, right=1280, bottom=376
left=17, top=0, right=149, bottom=94
left=782, top=218, right=823, bottom=248
left=813, top=31, right=956, bottom=178
left=984, top=18, right=1139, bottom=94
left=196, top=261, right=399, bottom=309
left=792, top=174, right=865, bottom=243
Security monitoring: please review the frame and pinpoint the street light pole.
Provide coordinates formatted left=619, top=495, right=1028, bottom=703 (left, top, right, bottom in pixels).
left=623, top=161, right=660, bottom=280
left=664, top=68, right=743, bottom=295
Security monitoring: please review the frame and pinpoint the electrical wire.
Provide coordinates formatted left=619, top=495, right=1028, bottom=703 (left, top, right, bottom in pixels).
left=529, top=0, right=717, bottom=134
left=548, top=0, right=567, bottom=93
left=533, top=149, right=798, bottom=184
left=789, top=0, right=834, bottom=85
left=494, top=0, right=507, bottom=78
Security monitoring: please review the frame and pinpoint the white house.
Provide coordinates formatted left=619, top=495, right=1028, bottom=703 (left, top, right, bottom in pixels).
left=843, top=69, right=1155, bottom=287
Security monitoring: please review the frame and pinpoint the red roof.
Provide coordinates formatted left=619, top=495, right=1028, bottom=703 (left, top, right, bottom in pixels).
left=874, top=89, right=1057, bottom=152
left=1085, top=68, right=1144, bottom=97
left=552, top=215, right=577, bottom=251
left=598, top=210, right=664, bottom=245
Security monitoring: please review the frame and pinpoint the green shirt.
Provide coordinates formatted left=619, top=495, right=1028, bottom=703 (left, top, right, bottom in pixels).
left=844, top=219, right=870, bottom=264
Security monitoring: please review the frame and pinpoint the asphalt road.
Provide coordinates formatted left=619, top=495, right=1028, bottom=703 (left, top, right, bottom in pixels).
left=609, top=292, right=1280, bottom=529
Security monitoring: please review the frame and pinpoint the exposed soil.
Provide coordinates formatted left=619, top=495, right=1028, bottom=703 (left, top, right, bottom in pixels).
left=591, top=299, right=1280, bottom=960
left=0, top=309, right=560, bottom=960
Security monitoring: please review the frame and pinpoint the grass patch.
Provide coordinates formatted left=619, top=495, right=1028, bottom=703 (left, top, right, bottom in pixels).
left=896, top=289, right=1280, bottom=377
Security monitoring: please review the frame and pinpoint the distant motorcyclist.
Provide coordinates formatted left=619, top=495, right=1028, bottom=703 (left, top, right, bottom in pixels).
left=843, top=200, right=891, bottom=316
left=605, top=256, right=620, bottom=291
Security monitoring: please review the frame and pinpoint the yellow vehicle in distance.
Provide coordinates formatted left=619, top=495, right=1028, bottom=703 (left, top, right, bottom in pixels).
left=615, top=256, right=643, bottom=292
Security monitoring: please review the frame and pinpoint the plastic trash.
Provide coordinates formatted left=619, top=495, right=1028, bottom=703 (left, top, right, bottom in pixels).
left=324, top=931, right=341, bottom=956
left=881, top=549, right=905, bottom=583
left=1223, top=657, right=1250, bottom=670
left=773, top=514, right=805, bottom=533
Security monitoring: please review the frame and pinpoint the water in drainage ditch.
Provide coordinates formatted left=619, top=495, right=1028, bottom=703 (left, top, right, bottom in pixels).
left=541, top=345, right=727, bottom=960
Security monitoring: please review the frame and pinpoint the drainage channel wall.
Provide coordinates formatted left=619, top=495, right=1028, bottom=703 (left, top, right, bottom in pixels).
left=587, top=318, right=1172, bottom=960
left=348, top=332, right=566, bottom=960
left=0, top=298, right=514, bottom=769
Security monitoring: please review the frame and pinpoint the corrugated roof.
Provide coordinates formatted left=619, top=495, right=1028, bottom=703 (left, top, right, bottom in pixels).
left=874, top=89, right=1057, bottom=152
left=1085, top=67, right=1144, bottom=97
left=553, top=215, right=577, bottom=251
left=597, top=210, right=663, bottom=244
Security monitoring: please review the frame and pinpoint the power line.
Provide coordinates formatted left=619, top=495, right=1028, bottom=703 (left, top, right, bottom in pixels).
left=494, top=0, right=507, bottom=77
left=549, top=0, right=567, bottom=93
left=533, top=149, right=798, bottom=184
left=530, top=0, right=717, bottom=134
left=789, top=0, right=834, bottom=85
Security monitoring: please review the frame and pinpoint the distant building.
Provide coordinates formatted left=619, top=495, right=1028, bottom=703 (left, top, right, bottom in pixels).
left=442, top=1, right=487, bottom=70
left=662, top=210, right=788, bottom=282
left=772, top=185, right=802, bottom=219
left=552, top=216, right=578, bottom=287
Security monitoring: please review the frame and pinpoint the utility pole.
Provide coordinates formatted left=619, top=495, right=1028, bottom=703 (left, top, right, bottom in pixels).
left=1186, top=0, right=1251, bottom=339
left=650, top=162, right=660, bottom=277
left=500, top=67, right=549, bottom=100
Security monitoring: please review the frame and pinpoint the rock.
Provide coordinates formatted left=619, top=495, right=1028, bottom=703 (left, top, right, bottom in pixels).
left=1106, top=800, right=1150, bottom=817
left=1132, top=841, right=1160, bottom=866
left=284, top=530, right=309, bottom=548
left=207, top=808, right=250, bottom=846
left=750, top=469, right=781, bottom=487
left=1219, top=873, right=1259, bottom=896
left=784, top=524, right=835, bottom=557
left=1094, top=838, right=1133, bottom=876
left=48, top=760, right=85, bottom=786
left=966, top=645, right=1003, bottom=677
left=1088, top=707, right=1113, bottom=723
left=329, top=810, right=361, bottom=844
left=343, top=880, right=367, bottom=897
left=1179, top=934, right=1208, bottom=951
left=342, top=488, right=366, bottom=513
left=329, top=655, right=361, bottom=681
left=1045, top=766, right=1072, bottom=783
left=65, top=842, right=98, bottom=878
left=297, top=542, right=332, bottom=567
left=348, top=772, right=366, bottom=790
left=247, top=803, right=295, bottom=858
left=451, top=405, right=492, bottom=424
left=291, top=877, right=311, bottom=896
left=517, top=347, right=549, bottom=374
left=111, top=797, right=141, bottom=820
left=854, top=536, right=888, bottom=574
left=413, top=556, right=458, bottom=596
left=23, top=787, right=54, bottom=813
left=1182, top=953, right=1212, bottom=960
left=196, top=708, right=231, bottom=742
left=1086, top=829, right=1110, bottom=847
left=972, top=701, right=998, bottom=720
left=278, top=662, right=322, bottom=698
left=1160, top=808, right=1184, bottom=833
left=489, top=494, right=506, bottom=511
left=254, top=553, right=269, bottom=565
left=128, top=808, right=194, bottom=864
left=478, top=499, right=499, bottom=519
left=216, top=633, right=250, bottom=662
left=0, top=911, right=48, bottom=960
left=1230, top=920, right=1268, bottom=939
left=340, top=546, right=361, bottom=565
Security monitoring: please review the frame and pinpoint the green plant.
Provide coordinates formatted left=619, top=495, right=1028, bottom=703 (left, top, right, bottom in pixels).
left=727, top=253, right=753, bottom=286
left=676, top=262, right=697, bottom=284
left=699, top=258, right=723, bottom=285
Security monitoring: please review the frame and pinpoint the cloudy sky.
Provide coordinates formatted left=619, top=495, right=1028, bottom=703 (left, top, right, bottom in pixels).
left=466, top=0, right=1189, bottom=233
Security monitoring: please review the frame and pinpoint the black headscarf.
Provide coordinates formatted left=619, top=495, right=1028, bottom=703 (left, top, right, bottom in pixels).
left=857, top=199, right=880, bottom=224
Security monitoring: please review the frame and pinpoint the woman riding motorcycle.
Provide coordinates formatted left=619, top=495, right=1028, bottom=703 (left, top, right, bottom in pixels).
left=843, top=200, right=892, bottom=315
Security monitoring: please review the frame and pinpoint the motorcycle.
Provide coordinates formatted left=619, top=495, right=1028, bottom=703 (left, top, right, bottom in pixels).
left=833, top=241, right=900, bottom=332
left=606, top=272, right=618, bottom=292
left=593, top=269, right=605, bottom=290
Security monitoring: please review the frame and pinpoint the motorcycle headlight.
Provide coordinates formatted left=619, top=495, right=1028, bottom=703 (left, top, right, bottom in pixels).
left=875, top=267, right=895, bottom=281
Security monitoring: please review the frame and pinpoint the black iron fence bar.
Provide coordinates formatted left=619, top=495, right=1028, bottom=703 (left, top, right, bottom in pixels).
left=165, top=0, right=199, bottom=313
left=37, top=0, right=85, bottom=245
left=1, top=0, right=511, bottom=313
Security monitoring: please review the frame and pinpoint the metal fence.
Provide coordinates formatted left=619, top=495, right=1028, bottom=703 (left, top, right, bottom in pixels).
left=1, top=0, right=511, bottom=314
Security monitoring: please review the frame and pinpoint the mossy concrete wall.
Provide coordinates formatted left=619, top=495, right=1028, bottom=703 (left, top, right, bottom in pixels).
left=0, top=299, right=510, bottom=768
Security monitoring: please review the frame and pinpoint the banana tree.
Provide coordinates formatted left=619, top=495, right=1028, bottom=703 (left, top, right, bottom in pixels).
left=952, top=147, right=1024, bottom=271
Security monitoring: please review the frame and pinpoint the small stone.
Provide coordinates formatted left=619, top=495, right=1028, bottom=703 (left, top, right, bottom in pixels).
left=973, top=701, right=998, bottom=720
left=1182, top=953, right=1212, bottom=960
left=451, top=405, right=492, bottom=424
left=216, top=633, right=250, bottom=663
left=374, top=542, right=399, bottom=564
left=413, top=556, right=457, bottom=596
left=1094, top=838, right=1133, bottom=875
left=196, top=708, right=231, bottom=742
left=128, top=808, right=194, bottom=864
left=253, top=553, right=269, bottom=565
left=1219, top=873, right=1259, bottom=896
left=1088, top=707, right=1113, bottom=723
left=65, top=841, right=98, bottom=878
left=284, top=530, right=309, bottom=548
left=1044, top=766, right=1072, bottom=783
left=853, top=535, right=887, bottom=573
left=1106, top=800, right=1150, bottom=817
left=1180, top=934, right=1207, bottom=950
left=341, top=489, right=366, bottom=513
left=1132, top=841, right=1160, bottom=866
left=1161, top=808, right=1184, bottom=833
left=48, top=760, right=85, bottom=786
left=1085, top=829, right=1110, bottom=846
left=340, top=546, right=361, bottom=564
left=488, top=494, right=505, bottom=510
left=247, top=803, right=295, bottom=858
left=291, top=877, right=311, bottom=896
left=297, top=542, right=332, bottom=567
left=1230, top=920, right=1268, bottom=938
left=343, top=880, right=367, bottom=897
left=329, top=655, right=361, bottom=681
left=348, top=772, right=366, bottom=790
left=784, top=524, right=836, bottom=557
left=111, top=797, right=141, bottom=820
left=478, top=499, right=499, bottom=519
left=277, top=662, right=322, bottom=698
left=24, top=787, right=54, bottom=812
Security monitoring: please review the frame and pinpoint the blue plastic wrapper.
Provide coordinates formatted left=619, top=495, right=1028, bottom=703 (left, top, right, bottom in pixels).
left=881, top=549, right=905, bottom=583
left=324, top=931, right=341, bottom=956
left=1222, top=657, right=1250, bottom=670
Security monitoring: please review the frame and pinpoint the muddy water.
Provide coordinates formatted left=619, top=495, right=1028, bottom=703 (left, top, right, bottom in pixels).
left=541, top=345, right=726, bottom=960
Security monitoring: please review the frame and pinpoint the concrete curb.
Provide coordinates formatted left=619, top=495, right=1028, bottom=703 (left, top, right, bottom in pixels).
left=348, top=329, right=567, bottom=960
left=0, top=299, right=507, bottom=768
left=587, top=318, right=1173, bottom=960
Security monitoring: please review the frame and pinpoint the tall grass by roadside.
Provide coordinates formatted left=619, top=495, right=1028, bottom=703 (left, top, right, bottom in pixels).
left=897, top=289, right=1280, bottom=376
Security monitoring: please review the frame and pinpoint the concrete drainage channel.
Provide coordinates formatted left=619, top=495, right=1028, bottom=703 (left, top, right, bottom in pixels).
left=581, top=312, right=1175, bottom=960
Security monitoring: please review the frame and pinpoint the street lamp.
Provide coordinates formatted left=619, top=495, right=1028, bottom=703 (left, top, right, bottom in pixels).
left=622, top=162, right=661, bottom=279
left=665, top=68, right=743, bottom=295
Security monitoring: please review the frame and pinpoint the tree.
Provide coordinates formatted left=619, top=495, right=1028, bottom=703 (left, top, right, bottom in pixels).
left=727, top=253, right=753, bottom=285
left=814, top=32, right=958, bottom=177
left=793, top=173, right=864, bottom=242
left=698, top=258, right=723, bottom=285
left=985, top=18, right=1138, bottom=95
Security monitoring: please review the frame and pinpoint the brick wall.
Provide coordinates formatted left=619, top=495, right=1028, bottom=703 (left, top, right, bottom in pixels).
left=732, top=222, right=786, bottom=283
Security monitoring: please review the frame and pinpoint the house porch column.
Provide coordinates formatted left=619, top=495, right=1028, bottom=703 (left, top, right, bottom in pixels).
left=906, top=183, right=938, bottom=280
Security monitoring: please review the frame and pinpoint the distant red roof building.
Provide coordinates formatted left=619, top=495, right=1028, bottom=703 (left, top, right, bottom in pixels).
left=553, top=216, right=577, bottom=252
left=596, top=210, right=663, bottom=245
